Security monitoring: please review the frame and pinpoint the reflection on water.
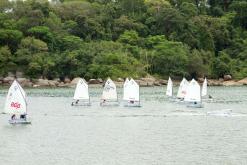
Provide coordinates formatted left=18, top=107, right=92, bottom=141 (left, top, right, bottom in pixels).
left=0, top=86, right=247, bottom=165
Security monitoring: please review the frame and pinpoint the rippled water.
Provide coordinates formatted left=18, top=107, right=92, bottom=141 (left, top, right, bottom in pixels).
left=0, top=86, right=247, bottom=165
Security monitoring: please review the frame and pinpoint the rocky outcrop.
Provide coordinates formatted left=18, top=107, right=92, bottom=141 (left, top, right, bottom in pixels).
left=70, top=77, right=81, bottom=85
left=238, top=77, right=247, bottom=85
left=16, top=71, right=24, bottom=78
left=198, top=78, right=205, bottom=83
left=35, top=79, right=50, bottom=86
left=34, top=79, right=59, bottom=87
left=17, top=78, right=33, bottom=87
left=64, top=77, right=71, bottom=84
left=1, top=75, right=247, bottom=87
left=117, top=78, right=124, bottom=82
left=89, top=79, right=102, bottom=84
left=158, top=79, right=168, bottom=85
left=48, top=80, right=59, bottom=87
left=207, top=79, right=223, bottom=86
left=3, top=76, right=15, bottom=84
left=223, top=80, right=242, bottom=86
left=224, top=75, right=232, bottom=81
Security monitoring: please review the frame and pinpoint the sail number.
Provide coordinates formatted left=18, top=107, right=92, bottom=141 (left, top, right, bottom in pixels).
left=11, top=102, right=21, bottom=109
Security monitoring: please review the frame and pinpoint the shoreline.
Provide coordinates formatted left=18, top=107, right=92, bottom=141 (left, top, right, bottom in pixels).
left=0, top=77, right=246, bottom=88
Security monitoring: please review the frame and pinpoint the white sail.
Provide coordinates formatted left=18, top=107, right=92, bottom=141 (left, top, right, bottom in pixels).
left=123, top=78, right=139, bottom=101
left=4, top=80, right=27, bottom=114
left=123, top=78, right=130, bottom=100
left=101, top=78, right=117, bottom=100
left=177, top=78, right=189, bottom=98
left=166, top=77, right=173, bottom=97
left=73, top=78, right=89, bottom=100
left=201, top=78, right=207, bottom=97
left=184, top=79, right=201, bottom=102
left=16, top=81, right=26, bottom=99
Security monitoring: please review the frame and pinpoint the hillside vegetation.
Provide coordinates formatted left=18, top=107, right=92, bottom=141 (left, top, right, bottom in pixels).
left=0, top=0, right=246, bottom=80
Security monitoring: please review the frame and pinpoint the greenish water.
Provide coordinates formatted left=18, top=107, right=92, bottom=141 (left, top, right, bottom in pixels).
left=0, top=86, right=247, bottom=165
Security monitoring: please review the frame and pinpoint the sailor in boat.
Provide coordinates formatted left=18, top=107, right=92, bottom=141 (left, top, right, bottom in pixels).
left=129, top=100, right=134, bottom=104
left=11, top=114, right=16, bottom=120
left=20, top=114, right=27, bottom=120
left=71, top=99, right=79, bottom=106
left=100, top=99, right=106, bottom=106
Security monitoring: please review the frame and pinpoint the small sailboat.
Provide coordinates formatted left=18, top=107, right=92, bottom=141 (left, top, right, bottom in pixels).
left=201, top=78, right=207, bottom=97
left=184, top=79, right=203, bottom=108
left=166, top=77, right=173, bottom=98
left=100, top=78, right=119, bottom=106
left=4, top=80, right=31, bottom=124
left=123, top=78, right=141, bottom=107
left=123, top=78, right=130, bottom=101
left=176, top=78, right=189, bottom=101
left=71, top=78, right=90, bottom=106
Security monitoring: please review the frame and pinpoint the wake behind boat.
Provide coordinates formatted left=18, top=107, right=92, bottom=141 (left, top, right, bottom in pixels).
left=4, top=80, right=31, bottom=124
left=71, top=78, right=91, bottom=106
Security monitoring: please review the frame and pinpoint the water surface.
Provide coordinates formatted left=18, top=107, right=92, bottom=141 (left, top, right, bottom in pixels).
left=0, top=86, right=247, bottom=165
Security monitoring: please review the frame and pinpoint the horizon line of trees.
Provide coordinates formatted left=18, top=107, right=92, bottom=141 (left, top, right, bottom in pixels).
left=0, top=0, right=246, bottom=80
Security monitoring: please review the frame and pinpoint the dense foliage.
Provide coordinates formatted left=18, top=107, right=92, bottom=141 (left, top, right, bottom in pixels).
left=0, top=0, right=246, bottom=80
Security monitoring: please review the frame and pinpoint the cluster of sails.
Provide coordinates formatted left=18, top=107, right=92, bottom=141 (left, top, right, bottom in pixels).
left=166, top=77, right=208, bottom=108
left=71, top=78, right=140, bottom=107
left=3, top=77, right=207, bottom=124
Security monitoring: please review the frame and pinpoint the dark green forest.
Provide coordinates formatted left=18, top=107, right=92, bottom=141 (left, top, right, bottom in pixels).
left=0, top=0, right=246, bottom=80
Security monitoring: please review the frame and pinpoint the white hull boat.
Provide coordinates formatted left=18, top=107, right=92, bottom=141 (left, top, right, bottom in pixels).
left=186, top=102, right=204, bottom=108
left=184, top=79, right=204, bottom=108
left=123, top=78, right=141, bottom=107
left=72, top=78, right=91, bottom=106
left=9, top=118, right=31, bottom=125
left=100, top=78, right=119, bottom=106
left=4, top=80, right=32, bottom=124
left=123, top=100, right=141, bottom=107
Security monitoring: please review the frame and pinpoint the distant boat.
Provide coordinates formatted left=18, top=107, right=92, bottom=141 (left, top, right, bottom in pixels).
left=201, top=78, right=207, bottom=97
left=123, top=78, right=130, bottom=101
left=166, top=77, right=173, bottom=97
left=123, top=78, right=141, bottom=107
left=4, top=80, right=31, bottom=124
left=184, top=79, right=203, bottom=108
left=71, top=78, right=90, bottom=106
left=100, top=78, right=119, bottom=106
left=177, top=78, right=189, bottom=100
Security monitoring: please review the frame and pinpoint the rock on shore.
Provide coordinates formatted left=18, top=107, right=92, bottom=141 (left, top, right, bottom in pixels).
left=0, top=75, right=246, bottom=87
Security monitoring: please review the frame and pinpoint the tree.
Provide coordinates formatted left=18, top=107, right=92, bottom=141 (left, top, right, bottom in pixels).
left=230, top=1, right=247, bottom=29
left=118, top=30, right=141, bottom=46
left=0, top=29, right=23, bottom=52
left=0, top=46, right=15, bottom=76
left=152, top=40, right=189, bottom=77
